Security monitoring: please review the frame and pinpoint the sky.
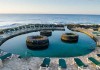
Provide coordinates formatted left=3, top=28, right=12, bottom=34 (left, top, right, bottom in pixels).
left=0, top=0, right=100, bottom=14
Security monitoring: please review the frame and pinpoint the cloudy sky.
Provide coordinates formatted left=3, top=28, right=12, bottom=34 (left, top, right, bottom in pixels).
left=0, top=0, right=100, bottom=14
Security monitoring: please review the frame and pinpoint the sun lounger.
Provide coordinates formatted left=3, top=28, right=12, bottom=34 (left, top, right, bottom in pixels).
left=74, top=58, right=88, bottom=70
left=0, top=59, right=3, bottom=67
left=0, top=53, right=12, bottom=60
left=58, top=59, right=67, bottom=70
left=18, top=55, right=23, bottom=58
left=39, top=58, right=50, bottom=70
left=88, top=57, right=100, bottom=69
left=97, top=54, right=100, bottom=57
left=0, top=53, right=12, bottom=67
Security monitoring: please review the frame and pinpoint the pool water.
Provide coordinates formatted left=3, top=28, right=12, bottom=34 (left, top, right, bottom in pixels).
left=0, top=27, right=96, bottom=57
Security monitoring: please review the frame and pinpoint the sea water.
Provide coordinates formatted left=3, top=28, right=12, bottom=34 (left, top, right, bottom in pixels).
left=0, top=14, right=100, bottom=27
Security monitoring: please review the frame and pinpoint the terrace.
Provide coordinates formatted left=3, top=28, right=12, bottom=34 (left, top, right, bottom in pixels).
left=0, top=24, right=100, bottom=70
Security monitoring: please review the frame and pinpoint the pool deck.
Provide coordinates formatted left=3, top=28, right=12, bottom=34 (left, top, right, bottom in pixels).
left=0, top=25, right=100, bottom=70
left=0, top=47, right=100, bottom=70
left=71, top=27, right=100, bottom=47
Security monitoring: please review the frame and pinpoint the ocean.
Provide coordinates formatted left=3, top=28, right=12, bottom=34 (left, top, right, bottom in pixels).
left=0, top=14, right=100, bottom=27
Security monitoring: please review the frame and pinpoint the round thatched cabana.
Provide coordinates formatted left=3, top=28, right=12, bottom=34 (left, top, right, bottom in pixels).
left=40, top=30, right=52, bottom=36
left=26, top=35, right=49, bottom=50
left=61, top=33, right=78, bottom=43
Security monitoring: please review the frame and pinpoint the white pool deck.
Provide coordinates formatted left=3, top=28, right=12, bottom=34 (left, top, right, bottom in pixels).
left=0, top=47, right=99, bottom=70
left=0, top=28, right=100, bottom=70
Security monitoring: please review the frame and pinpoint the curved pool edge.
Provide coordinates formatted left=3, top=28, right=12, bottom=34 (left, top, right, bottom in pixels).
left=0, top=28, right=65, bottom=47
left=0, top=30, right=38, bottom=46
left=0, top=30, right=96, bottom=58
left=0, top=27, right=97, bottom=58
left=67, top=27, right=98, bottom=46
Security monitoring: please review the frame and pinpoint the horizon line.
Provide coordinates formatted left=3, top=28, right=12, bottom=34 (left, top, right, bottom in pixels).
left=0, top=13, right=100, bottom=15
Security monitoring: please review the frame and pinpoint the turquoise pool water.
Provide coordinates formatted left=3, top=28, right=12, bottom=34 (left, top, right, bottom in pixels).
left=0, top=27, right=96, bottom=57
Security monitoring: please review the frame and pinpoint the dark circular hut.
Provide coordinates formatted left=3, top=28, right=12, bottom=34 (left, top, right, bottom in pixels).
left=61, top=33, right=78, bottom=43
left=26, top=35, right=49, bottom=50
left=40, top=30, right=52, bottom=36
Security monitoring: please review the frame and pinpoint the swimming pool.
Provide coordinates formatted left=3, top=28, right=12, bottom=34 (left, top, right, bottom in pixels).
left=0, top=27, right=96, bottom=57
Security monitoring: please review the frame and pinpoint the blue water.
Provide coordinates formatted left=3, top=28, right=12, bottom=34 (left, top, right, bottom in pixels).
left=0, top=14, right=100, bottom=26
left=0, top=27, right=96, bottom=57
